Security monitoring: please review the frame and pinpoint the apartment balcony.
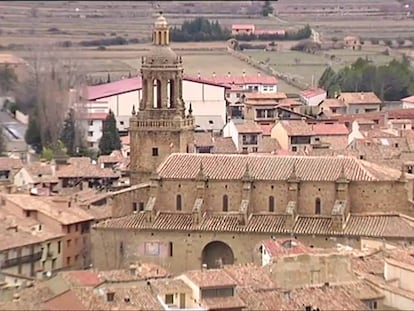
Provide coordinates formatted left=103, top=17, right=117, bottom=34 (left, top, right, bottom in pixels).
left=1, top=251, right=43, bottom=269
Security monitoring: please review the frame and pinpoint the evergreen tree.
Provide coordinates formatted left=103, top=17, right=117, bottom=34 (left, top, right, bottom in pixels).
left=98, top=110, right=121, bottom=155
left=0, top=127, right=5, bottom=155
left=60, top=109, right=77, bottom=156
left=262, top=0, right=274, bottom=16
left=25, top=114, right=42, bottom=153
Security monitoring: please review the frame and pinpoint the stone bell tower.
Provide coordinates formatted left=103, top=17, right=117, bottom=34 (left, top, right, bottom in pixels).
left=129, top=12, right=195, bottom=185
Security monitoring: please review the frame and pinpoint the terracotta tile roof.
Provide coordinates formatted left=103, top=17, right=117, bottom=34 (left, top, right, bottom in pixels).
left=312, top=123, right=349, bottom=136
left=300, top=87, right=326, bottom=98
left=261, top=239, right=311, bottom=258
left=184, top=269, right=236, bottom=289
left=223, top=264, right=276, bottom=289
left=386, top=247, right=414, bottom=266
left=96, top=211, right=414, bottom=239
left=278, top=98, right=303, bottom=107
left=279, top=120, right=314, bottom=136
left=56, top=160, right=119, bottom=179
left=59, top=270, right=103, bottom=288
left=259, top=124, right=274, bottom=136
left=194, top=132, right=214, bottom=147
left=339, top=92, right=382, bottom=105
left=212, top=137, right=237, bottom=154
left=245, top=92, right=287, bottom=100
left=321, top=98, right=346, bottom=108
left=150, top=278, right=192, bottom=295
left=401, top=95, right=414, bottom=103
left=0, top=157, right=23, bottom=171
left=97, top=263, right=170, bottom=282
left=0, top=53, right=27, bottom=65
left=152, top=212, right=195, bottom=231
left=257, top=136, right=280, bottom=153
left=234, top=121, right=263, bottom=134
left=156, top=153, right=402, bottom=181
left=201, top=296, right=246, bottom=310
left=0, top=208, right=63, bottom=251
left=244, top=214, right=288, bottom=233
left=5, top=194, right=94, bottom=225
left=238, top=287, right=297, bottom=310
left=97, top=150, right=125, bottom=164
left=351, top=249, right=385, bottom=275
left=43, top=289, right=87, bottom=311
left=82, top=113, right=108, bottom=121
left=183, top=75, right=231, bottom=88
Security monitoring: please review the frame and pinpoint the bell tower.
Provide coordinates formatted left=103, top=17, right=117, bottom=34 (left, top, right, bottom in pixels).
left=129, top=12, right=195, bottom=185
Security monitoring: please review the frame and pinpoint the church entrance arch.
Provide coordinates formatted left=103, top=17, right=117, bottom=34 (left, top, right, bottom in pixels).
left=201, top=241, right=234, bottom=269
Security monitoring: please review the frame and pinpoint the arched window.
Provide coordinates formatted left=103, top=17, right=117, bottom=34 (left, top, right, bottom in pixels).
left=223, top=195, right=228, bottom=212
left=315, top=198, right=321, bottom=215
left=169, top=79, right=175, bottom=108
left=269, top=196, right=275, bottom=212
left=154, top=79, right=161, bottom=108
left=176, top=194, right=182, bottom=211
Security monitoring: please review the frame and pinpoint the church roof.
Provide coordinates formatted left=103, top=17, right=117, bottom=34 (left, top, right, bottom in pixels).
left=94, top=212, right=414, bottom=239
left=156, top=153, right=403, bottom=181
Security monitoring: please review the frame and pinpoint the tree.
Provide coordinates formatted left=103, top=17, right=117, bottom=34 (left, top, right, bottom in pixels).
left=60, top=108, right=77, bottom=156
left=0, top=127, right=5, bottom=156
left=99, top=110, right=121, bottom=155
left=0, top=64, right=18, bottom=94
left=262, top=0, right=274, bottom=16
left=25, top=114, right=42, bottom=153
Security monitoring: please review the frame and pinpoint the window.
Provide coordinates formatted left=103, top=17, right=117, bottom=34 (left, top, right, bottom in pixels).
left=75, top=224, right=79, bottom=232
left=331, top=108, right=337, bottom=113
left=66, top=256, right=71, bottom=266
left=152, top=147, right=159, bottom=156
left=236, top=93, right=240, bottom=98
left=25, top=211, right=31, bottom=217
left=88, top=120, right=93, bottom=126
left=133, top=202, right=138, bottom=212
left=67, top=225, right=71, bottom=234
left=88, top=131, right=93, bottom=137
left=367, top=300, right=377, bottom=310
left=52, top=258, right=56, bottom=269
left=315, top=198, right=321, bottom=215
left=120, top=121, right=124, bottom=125
left=58, top=241, right=61, bottom=254
left=75, top=254, right=79, bottom=262
left=165, top=294, right=174, bottom=305
left=139, top=202, right=145, bottom=211
left=223, top=195, right=229, bottom=212
left=169, top=242, right=173, bottom=257
left=252, top=147, right=258, bottom=152
left=292, top=146, right=297, bottom=152
left=176, top=194, right=182, bottom=211
left=242, top=147, right=248, bottom=153
left=226, top=93, right=230, bottom=98
left=67, top=239, right=72, bottom=247
left=269, top=196, right=275, bottom=212
left=89, top=142, right=94, bottom=148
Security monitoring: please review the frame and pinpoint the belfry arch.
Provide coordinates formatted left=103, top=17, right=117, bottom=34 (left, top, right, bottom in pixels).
left=201, top=241, right=234, bottom=269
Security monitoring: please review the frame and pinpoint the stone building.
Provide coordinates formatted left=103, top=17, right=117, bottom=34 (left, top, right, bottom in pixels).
left=92, top=153, right=414, bottom=274
left=129, top=13, right=194, bottom=185
left=91, top=14, right=414, bottom=274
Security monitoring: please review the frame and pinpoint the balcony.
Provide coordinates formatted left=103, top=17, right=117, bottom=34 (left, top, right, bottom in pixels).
left=1, top=251, right=43, bottom=269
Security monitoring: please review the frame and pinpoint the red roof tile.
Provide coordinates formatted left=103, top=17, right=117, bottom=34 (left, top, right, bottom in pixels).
left=184, top=269, right=237, bottom=288
left=259, top=124, right=274, bottom=136
left=86, top=77, right=142, bottom=101
left=82, top=113, right=108, bottom=120
left=262, top=239, right=312, bottom=258
left=402, top=95, right=414, bottom=103
left=300, top=87, right=326, bottom=98
left=156, top=153, right=402, bottom=181
left=206, top=75, right=278, bottom=86
left=232, top=24, right=255, bottom=30
left=312, top=123, right=349, bottom=136
left=60, top=270, right=103, bottom=287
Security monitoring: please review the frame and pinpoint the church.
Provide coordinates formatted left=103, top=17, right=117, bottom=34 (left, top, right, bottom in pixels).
left=91, top=14, right=414, bottom=274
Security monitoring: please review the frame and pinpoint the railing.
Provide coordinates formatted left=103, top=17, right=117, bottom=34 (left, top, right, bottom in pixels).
left=1, top=251, right=43, bottom=269
left=133, top=118, right=194, bottom=129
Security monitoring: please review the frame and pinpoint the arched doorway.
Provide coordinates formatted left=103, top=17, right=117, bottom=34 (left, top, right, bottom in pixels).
left=201, top=241, right=234, bottom=269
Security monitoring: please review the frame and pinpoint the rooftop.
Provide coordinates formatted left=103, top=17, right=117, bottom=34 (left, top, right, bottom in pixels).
left=261, top=238, right=312, bottom=259
left=300, top=87, right=326, bottom=98
left=0, top=157, right=23, bottom=171
left=156, top=153, right=403, bottom=181
left=183, top=269, right=237, bottom=289
left=95, top=212, right=414, bottom=239
left=402, top=95, right=414, bottom=103
left=339, top=92, right=382, bottom=105
left=234, top=120, right=263, bottom=134
left=4, top=194, right=94, bottom=225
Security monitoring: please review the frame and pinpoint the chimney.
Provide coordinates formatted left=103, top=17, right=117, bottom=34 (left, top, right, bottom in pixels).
left=212, top=71, right=216, bottom=78
left=129, top=264, right=137, bottom=276
left=202, top=263, right=207, bottom=270
left=242, top=69, right=246, bottom=77
left=106, top=291, right=115, bottom=302
left=227, top=71, right=231, bottom=78
left=257, top=72, right=261, bottom=77
left=197, top=71, right=201, bottom=79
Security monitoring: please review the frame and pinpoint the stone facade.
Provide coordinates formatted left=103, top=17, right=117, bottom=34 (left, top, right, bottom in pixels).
left=129, top=14, right=194, bottom=185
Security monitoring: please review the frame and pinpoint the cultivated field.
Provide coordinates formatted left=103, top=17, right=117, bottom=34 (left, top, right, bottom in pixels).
left=1, top=0, right=413, bottom=94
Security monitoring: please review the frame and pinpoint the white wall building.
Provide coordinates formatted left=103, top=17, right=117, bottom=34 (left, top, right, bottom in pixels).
left=81, top=76, right=229, bottom=133
left=401, top=95, right=414, bottom=109
left=299, top=88, right=327, bottom=107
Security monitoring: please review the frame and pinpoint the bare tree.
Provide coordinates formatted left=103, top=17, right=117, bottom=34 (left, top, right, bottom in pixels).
left=23, top=44, right=86, bottom=150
